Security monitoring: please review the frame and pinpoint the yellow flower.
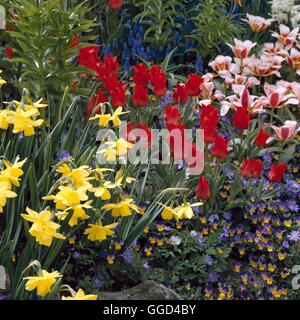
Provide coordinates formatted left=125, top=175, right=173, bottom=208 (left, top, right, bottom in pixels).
left=84, top=222, right=118, bottom=241
left=57, top=165, right=92, bottom=189
left=61, top=289, right=97, bottom=300
left=161, top=205, right=177, bottom=220
left=13, top=98, right=47, bottom=115
left=0, top=181, right=17, bottom=214
left=94, top=168, right=114, bottom=180
left=114, top=169, right=136, bottom=187
left=0, top=110, right=9, bottom=130
left=24, top=269, right=62, bottom=297
left=102, top=198, right=140, bottom=217
left=21, top=208, right=65, bottom=247
left=0, top=156, right=26, bottom=188
left=100, top=139, right=134, bottom=161
left=92, top=181, right=114, bottom=200
left=66, top=201, right=92, bottom=227
left=90, top=107, right=129, bottom=127
left=43, top=186, right=89, bottom=210
left=7, top=108, right=44, bottom=136
left=174, top=202, right=203, bottom=221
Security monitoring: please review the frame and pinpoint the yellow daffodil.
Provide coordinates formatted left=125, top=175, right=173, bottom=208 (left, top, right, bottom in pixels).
left=21, top=208, right=65, bottom=247
left=61, top=289, right=97, bottom=300
left=114, top=169, right=136, bottom=187
left=0, top=181, right=17, bottom=214
left=12, top=98, right=47, bottom=115
left=102, top=198, right=140, bottom=217
left=84, top=222, right=118, bottom=241
left=43, top=185, right=89, bottom=210
left=174, top=202, right=203, bottom=221
left=0, top=110, right=9, bottom=130
left=100, top=139, right=134, bottom=161
left=23, top=269, right=62, bottom=297
left=92, top=181, right=114, bottom=200
left=94, top=168, right=114, bottom=180
left=65, top=201, right=92, bottom=227
left=160, top=205, right=177, bottom=221
left=7, top=108, right=44, bottom=136
left=57, top=164, right=92, bottom=189
left=90, top=107, right=129, bottom=127
left=0, top=156, right=26, bottom=187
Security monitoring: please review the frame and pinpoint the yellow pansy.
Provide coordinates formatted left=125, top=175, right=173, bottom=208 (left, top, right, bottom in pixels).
left=102, top=198, right=140, bottom=217
left=84, top=222, right=118, bottom=241
left=61, top=288, right=97, bottom=300
left=24, top=269, right=62, bottom=297
left=21, top=208, right=65, bottom=247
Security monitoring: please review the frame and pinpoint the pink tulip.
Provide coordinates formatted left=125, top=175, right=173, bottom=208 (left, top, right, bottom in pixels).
left=243, top=14, right=274, bottom=33
left=287, top=48, right=300, bottom=75
left=209, top=56, right=233, bottom=72
left=266, top=121, right=299, bottom=141
left=272, top=24, right=299, bottom=48
left=227, top=39, right=256, bottom=59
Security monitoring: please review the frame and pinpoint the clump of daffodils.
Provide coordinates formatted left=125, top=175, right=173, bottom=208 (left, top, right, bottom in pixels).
left=0, top=98, right=45, bottom=136
left=0, top=156, right=26, bottom=213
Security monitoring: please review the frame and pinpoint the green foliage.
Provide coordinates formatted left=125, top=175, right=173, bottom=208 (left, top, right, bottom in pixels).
left=132, top=0, right=184, bottom=50
left=187, top=0, right=242, bottom=59
left=3, top=0, right=95, bottom=107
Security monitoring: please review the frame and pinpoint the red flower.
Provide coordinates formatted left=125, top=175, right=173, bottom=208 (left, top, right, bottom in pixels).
left=211, top=135, right=229, bottom=159
left=110, top=86, right=127, bottom=107
left=150, top=66, right=167, bottom=97
left=268, top=163, right=287, bottom=182
left=185, top=74, right=203, bottom=97
left=254, top=129, right=271, bottom=148
left=132, top=64, right=149, bottom=86
left=86, top=90, right=107, bottom=119
left=196, top=176, right=211, bottom=200
left=109, top=0, right=123, bottom=10
left=173, top=83, right=188, bottom=105
left=132, top=86, right=148, bottom=107
left=203, top=127, right=218, bottom=144
left=164, top=105, right=181, bottom=125
left=77, top=46, right=99, bottom=72
left=5, top=47, right=14, bottom=59
left=127, top=122, right=154, bottom=148
left=240, top=159, right=263, bottom=179
left=70, top=36, right=80, bottom=49
left=232, top=107, right=250, bottom=130
left=96, top=55, right=119, bottom=82
left=200, top=104, right=219, bottom=129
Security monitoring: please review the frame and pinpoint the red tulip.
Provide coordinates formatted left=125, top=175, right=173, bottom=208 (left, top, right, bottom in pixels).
left=132, top=86, right=148, bottom=107
left=200, top=104, right=219, bottom=129
left=77, top=46, right=99, bottom=72
left=150, top=66, right=167, bottom=97
left=185, top=74, right=203, bottom=97
left=254, top=129, right=271, bottom=148
left=240, top=159, right=263, bottom=179
left=232, top=107, right=250, bottom=130
left=109, top=0, right=123, bottom=10
left=203, top=127, right=218, bottom=144
left=173, top=84, right=188, bottom=105
left=164, top=105, right=181, bottom=125
left=132, top=64, right=149, bottom=87
left=196, top=176, right=211, bottom=200
left=211, top=135, right=229, bottom=159
left=268, top=163, right=287, bottom=182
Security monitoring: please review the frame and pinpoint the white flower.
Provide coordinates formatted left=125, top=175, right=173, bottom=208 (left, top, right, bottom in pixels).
left=170, top=236, right=182, bottom=246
